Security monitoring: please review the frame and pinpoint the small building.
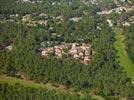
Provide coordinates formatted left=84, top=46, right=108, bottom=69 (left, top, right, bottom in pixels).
left=122, top=22, right=130, bottom=26
left=79, top=52, right=84, bottom=58
left=39, top=13, right=48, bottom=17
left=6, top=45, right=12, bottom=51
left=39, top=13, right=48, bottom=19
left=41, top=50, right=48, bottom=56
left=47, top=48, right=53, bottom=53
left=107, top=19, right=113, bottom=27
left=72, top=43, right=78, bottom=49
left=52, top=2, right=56, bottom=5
left=84, top=56, right=90, bottom=62
left=52, top=33, right=58, bottom=36
left=85, top=50, right=90, bottom=56
left=22, top=0, right=29, bottom=2
left=22, top=14, right=31, bottom=22
left=69, top=17, right=82, bottom=22
left=38, top=20, right=48, bottom=25
left=69, top=48, right=77, bottom=55
left=55, top=47, right=62, bottom=57
left=56, top=16, right=64, bottom=21
left=74, top=54, right=79, bottom=59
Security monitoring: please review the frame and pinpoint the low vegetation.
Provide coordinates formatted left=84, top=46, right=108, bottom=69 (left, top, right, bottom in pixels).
left=113, top=27, right=134, bottom=80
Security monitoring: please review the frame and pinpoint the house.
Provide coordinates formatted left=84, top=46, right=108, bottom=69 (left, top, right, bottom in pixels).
left=41, top=47, right=54, bottom=56
left=55, top=47, right=62, bottom=57
left=10, top=14, right=19, bottom=18
left=84, top=56, right=90, bottom=62
left=74, top=54, right=79, bottom=59
left=52, top=33, right=58, bottom=36
left=22, top=0, right=29, bottom=2
left=15, top=14, right=19, bottom=17
left=22, top=14, right=31, bottom=22
left=41, top=50, right=48, bottom=56
left=122, top=22, right=130, bottom=26
left=97, top=10, right=112, bottom=15
left=38, top=20, right=48, bottom=25
left=72, top=43, right=78, bottom=49
left=57, top=34, right=62, bottom=37
left=69, top=48, right=77, bottom=55
left=107, top=19, right=113, bottom=27
left=132, top=81, right=134, bottom=84
left=56, top=16, right=64, bottom=21
left=47, top=48, right=53, bottom=53
left=97, top=26, right=101, bottom=30
left=57, top=3, right=61, bottom=5
left=52, top=2, right=56, bottom=5
left=79, top=52, right=84, bottom=58
left=39, top=13, right=49, bottom=19
left=69, top=17, right=82, bottom=22
left=39, top=13, right=48, bottom=17
left=6, top=45, right=12, bottom=51
left=22, top=0, right=41, bottom=3
left=85, top=50, right=90, bottom=56
left=80, top=45, right=86, bottom=51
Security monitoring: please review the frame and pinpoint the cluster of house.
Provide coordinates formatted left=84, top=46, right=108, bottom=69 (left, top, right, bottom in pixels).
left=81, top=0, right=133, bottom=6
left=107, top=18, right=132, bottom=27
left=0, top=44, right=12, bottom=51
left=22, top=0, right=42, bottom=4
left=10, top=14, right=19, bottom=18
left=21, top=13, right=84, bottom=27
left=0, top=14, right=19, bottom=23
left=1, top=12, right=83, bottom=26
left=121, top=15, right=134, bottom=26
left=21, top=13, right=64, bottom=26
left=69, top=17, right=82, bottom=22
left=41, top=43, right=92, bottom=64
left=97, top=6, right=134, bottom=15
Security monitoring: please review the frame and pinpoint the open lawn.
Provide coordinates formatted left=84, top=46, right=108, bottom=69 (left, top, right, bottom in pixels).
left=113, top=28, right=134, bottom=81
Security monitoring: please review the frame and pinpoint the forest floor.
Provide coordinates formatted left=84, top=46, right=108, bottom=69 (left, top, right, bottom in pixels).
left=113, top=27, right=134, bottom=81
left=0, top=75, right=105, bottom=100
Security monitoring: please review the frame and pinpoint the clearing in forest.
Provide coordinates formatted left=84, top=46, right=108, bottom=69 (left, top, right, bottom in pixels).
left=113, top=28, right=134, bottom=81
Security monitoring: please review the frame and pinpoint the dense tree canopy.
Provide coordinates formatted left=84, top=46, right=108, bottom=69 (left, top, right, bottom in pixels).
left=0, top=0, right=134, bottom=99
left=123, top=24, right=134, bottom=63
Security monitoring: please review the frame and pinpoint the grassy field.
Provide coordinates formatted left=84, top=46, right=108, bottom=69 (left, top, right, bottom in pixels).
left=0, top=75, right=105, bottom=100
left=0, top=75, right=67, bottom=91
left=113, top=28, right=134, bottom=81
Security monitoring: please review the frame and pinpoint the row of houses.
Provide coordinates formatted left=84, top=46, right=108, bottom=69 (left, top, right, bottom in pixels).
left=41, top=43, right=92, bottom=64
left=22, top=13, right=83, bottom=25
left=97, top=6, right=134, bottom=15
left=22, top=0, right=42, bottom=4
left=21, top=14, right=64, bottom=26
left=1, top=13, right=82, bottom=26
